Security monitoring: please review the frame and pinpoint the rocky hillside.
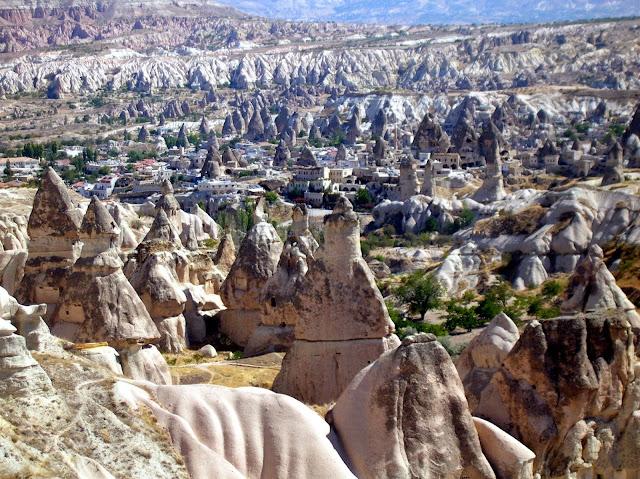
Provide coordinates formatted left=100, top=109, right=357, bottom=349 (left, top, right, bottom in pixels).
left=0, top=2, right=638, bottom=96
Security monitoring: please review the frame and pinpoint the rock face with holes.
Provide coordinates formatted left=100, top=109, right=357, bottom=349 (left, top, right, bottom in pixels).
left=219, top=221, right=283, bottom=347
left=245, top=206, right=319, bottom=357
left=51, top=197, right=160, bottom=349
left=411, top=112, right=450, bottom=155
left=15, top=167, right=84, bottom=319
left=272, top=197, right=399, bottom=405
left=329, top=333, right=496, bottom=479
left=126, top=206, right=225, bottom=349
left=601, top=141, right=624, bottom=186
left=474, top=314, right=640, bottom=478
left=394, top=155, right=421, bottom=202
left=0, top=285, right=50, bottom=353
left=473, top=122, right=506, bottom=203
left=128, top=210, right=189, bottom=354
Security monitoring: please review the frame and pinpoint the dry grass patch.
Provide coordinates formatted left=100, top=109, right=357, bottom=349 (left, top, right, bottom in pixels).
left=473, top=205, right=548, bottom=237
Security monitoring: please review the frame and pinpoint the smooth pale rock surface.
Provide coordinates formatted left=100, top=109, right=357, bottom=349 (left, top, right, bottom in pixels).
left=514, top=255, right=548, bottom=290
left=473, top=417, right=535, bottom=479
left=330, top=334, right=495, bottom=479
left=73, top=345, right=123, bottom=375
left=120, top=344, right=171, bottom=385
left=114, top=381, right=357, bottom=479
left=456, top=312, right=520, bottom=381
left=198, top=344, right=217, bottom=358
left=0, top=249, right=27, bottom=295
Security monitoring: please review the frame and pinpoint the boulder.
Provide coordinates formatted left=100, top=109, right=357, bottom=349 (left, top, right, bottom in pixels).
left=473, top=417, right=535, bottom=479
left=329, top=334, right=496, bottom=479
left=198, top=344, right=217, bottom=358
left=0, top=317, right=52, bottom=396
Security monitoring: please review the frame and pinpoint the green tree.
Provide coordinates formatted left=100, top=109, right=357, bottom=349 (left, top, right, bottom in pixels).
left=394, top=271, right=444, bottom=319
left=237, top=209, right=250, bottom=233
left=127, top=150, right=143, bottom=163
left=355, top=188, right=372, bottom=206
left=3, top=160, right=13, bottom=181
left=444, top=299, right=478, bottom=333
left=458, top=207, right=475, bottom=228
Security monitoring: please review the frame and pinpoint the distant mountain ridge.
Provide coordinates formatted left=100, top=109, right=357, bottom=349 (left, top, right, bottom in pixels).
left=210, top=0, right=640, bottom=25
left=0, top=0, right=246, bottom=18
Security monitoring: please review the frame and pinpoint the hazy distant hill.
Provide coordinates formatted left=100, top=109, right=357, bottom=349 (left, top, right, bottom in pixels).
left=212, top=0, right=640, bottom=25
left=0, top=0, right=246, bottom=18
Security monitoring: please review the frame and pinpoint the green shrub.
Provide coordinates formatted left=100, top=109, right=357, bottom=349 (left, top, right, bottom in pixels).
left=193, top=354, right=205, bottom=363
left=361, top=240, right=371, bottom=257
left=443, top=299, right=479, bottom=332
left=203, top=238, right=218, bottom=248
left=542, top=280, right=564, bottom=298
left=383, top=224, right=396, bottom=236
left=437, top=336, right=468, bottom=360
left=263, top=191, right=278, bottom=204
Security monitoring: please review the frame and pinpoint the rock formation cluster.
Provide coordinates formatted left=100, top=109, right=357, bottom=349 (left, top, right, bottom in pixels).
left=219, top=221, right=283, bottom=347
left=273, top=197, right=400, bottom=404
